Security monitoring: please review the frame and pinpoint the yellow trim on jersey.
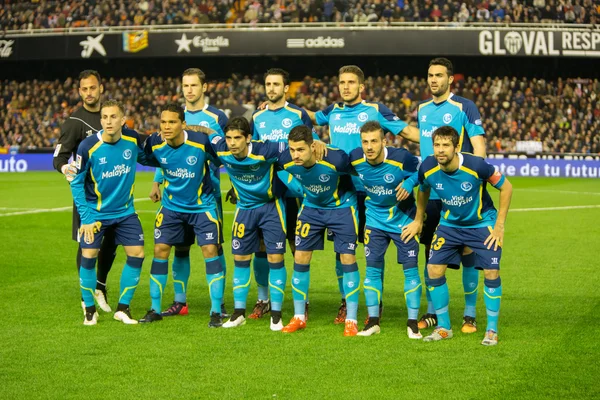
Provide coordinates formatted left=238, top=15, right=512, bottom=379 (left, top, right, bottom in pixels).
left=317, top=160, right=336, bottom=171
left=350, top=206, right=358, bottom=235
left=267, top=165, right=274, bottom=199
left=458, top=126, right=466, bottom=151
left=447, top=97, right=463, bottom=110
left=206, top=211, right=220, bottom=242
left=252, top=108, right=269, bottom=120
left=121, top=135, right=137, bottom=144
left=233, top=208, right=240, bottom=224
left=362, top=101, right=379, bottom=111
left=384, top=159, right=403, bottom=169
left=248, top=153, right=265, bottom=162
left=418, top=99, right=434, bottom=111
left=185, top=140, right=205, bottom=151
left=197, top=181, right=204, bottom=205
left=283, top=161, right=296, bottom=170
left=89, top=168, right=102, bottom=211
left=203, top=109, right=219, bottom=123
left=444, top=209, right=450, bottom=219
left=275, top=198, right=286, bottom=234
left=217, top=151, right=232, bottom=157
left=333, top=103, right=345, bottom=110
left=284, top=105, right=302, bottom=119
left=477, top=186, right=484, bottom=219
left=387, top=206, right=394, bottom=221
left=459, top=165, right=478, bottom=179
left=164, top=180, right=169, bottom=189
left=351, top=158, right=366, bottom=167
left=88, top=141, right=103, bottom=158
left=152, top=141, right=168, bottom=152
left=126, top=183, right=135, bottom=208
left=364, top=285, right=381, bottom=303
left=424, top=165, right=440, bottom=179
left=332, top=177, right=341, bottom=206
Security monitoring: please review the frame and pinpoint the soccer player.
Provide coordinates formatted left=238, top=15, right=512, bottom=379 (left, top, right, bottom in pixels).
left=401, top=58, right=487, bottom=334
left=138, top=104, right=225, bottom=328
left=401, top=126, right=512, bottom=346
left=203, top=116, right=295, bottom=331
left=53, top=70, right=115, bottom=313
left=70, top=100, right=157, bottom=325
left=149, top=68, right=229, bottom=318
left=305, top=65, right=412, bottom=324
left=247, top=68, right=315, bottom=320
left=279, top=125, right=360, bottom=336
left=349, top=121, right=422, bottom=338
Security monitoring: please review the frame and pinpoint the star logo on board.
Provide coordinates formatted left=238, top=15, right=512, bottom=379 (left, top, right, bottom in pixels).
left=175, top=33, right=193, bottom=53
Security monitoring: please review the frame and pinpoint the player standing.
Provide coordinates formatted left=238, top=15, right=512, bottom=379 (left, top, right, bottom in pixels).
left=349, top=121, right=422, bottom=338
left=401, top=58, right=487, bottom=333
left=150, top=68, right=229, bottom=318
left=53, top=70, right=115, bottom=313
left=247, top=68, right=315, bottom=320
left=138, top=104, right=225, bottom=327
left=306, top=65, right=412, bottom=323
left=401, top=126, right=512, bottom=346
left=279, top=126, right=360, bottom=336
left=70, top=100, right=157, bottom=325
left=205, top=117, right=294, bottom=331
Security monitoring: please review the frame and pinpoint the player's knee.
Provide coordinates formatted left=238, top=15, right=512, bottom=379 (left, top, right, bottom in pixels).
left=81, top=248, right=99, bottom=259
left=294, top=250, right=312, bottom=265
left=339, top=253, right=356, bottom=265
left=154, top=243, right=171, bottom=259
left=201, top=244, right=218, bottom=259
left=125, top=246, right=144, bottom=259
left=427, top=264, right=446, bottom=279
left=234, top=254, right=252, bottom=262
left=483, top=269, right=499, bottom=281
left=266, top=253, right=284, bottom=263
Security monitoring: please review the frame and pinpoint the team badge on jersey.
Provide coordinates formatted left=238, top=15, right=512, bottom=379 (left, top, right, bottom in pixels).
left=282, top=118, right=293, bottom=128
left=443, top=113, right=453, bottom=124
left=319, top=174, right=330, bottom=183
left=186, top=156, right=198, bottom=166
left=461, top=182, right=473, bottom=191
left=384, top=173, right=395, bottom=183
left=358, top=112, right=368, bottom=122
left=123, top=149, right=132, bottom=160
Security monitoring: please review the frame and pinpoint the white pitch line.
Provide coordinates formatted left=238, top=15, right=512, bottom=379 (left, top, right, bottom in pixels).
left=510, top=204, right=600, bottom=212
left=516, top=189, right=600, bottom=196
left=0, top=198, right=152, bottom=217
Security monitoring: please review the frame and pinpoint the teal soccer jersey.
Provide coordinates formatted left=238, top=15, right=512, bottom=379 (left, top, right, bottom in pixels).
left=279, top=148, right=356, bottom=209
left=185, top=105, right=228, bottom=198
left=209, top=135, right=288, bottom=209
left=417, top=94, right=485, bottom=200
left=418, top=153, right=506, bottom=228
left=71, top=129, right=156, bottom=225
left=144, top=130, right=217, bottom=213
left=251, top=102, right=314, bottom=142
left=349, top=147, right=420, bottom=234
left=315, top=101, right=407, bottom=191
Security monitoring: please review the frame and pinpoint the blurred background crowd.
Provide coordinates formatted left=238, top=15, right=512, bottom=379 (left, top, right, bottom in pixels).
left=2, top=0, right=598, bottom=31
left=1, top=73, right=598, bottom=154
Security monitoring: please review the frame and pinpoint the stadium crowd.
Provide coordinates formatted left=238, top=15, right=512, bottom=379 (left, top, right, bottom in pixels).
left=0, top=74, right=598, bottom=154
left=1, top=0, right=598, bottom=31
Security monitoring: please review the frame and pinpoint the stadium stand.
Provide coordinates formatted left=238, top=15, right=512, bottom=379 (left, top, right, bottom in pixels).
left=1, top=74, right=598, bottom=153
left=1, top=0, right=598, bottom=31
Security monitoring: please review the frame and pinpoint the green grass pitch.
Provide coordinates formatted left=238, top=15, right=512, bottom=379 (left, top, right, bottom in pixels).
left=0, top=172, right=599, bottom=399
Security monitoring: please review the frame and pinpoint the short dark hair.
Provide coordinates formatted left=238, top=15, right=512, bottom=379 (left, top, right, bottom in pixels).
left=360, top=121, right=384, bottom=138
left=339, top=65, right=365, bottom=84
left=288, top=125, right=314, bottom=144
left=432, top=126, right=459, bottom=147
left=101, top=100, right=125, bottom=115
left=224, top=116, right=252, bottom=137
left=429, top=57, right=454, bottom=76
left=78, top=70, right=101, bottom=85
left=162, top=103, right=185, bottom=123
left=264, top=68, right=290, bottom=86
left=182, top=68, right=206, bottom=85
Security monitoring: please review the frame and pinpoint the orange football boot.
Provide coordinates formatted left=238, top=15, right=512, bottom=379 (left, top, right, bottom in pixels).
left=343, top=320, right=358, bottom=337
left=281, top=317, right=306, bottom=333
